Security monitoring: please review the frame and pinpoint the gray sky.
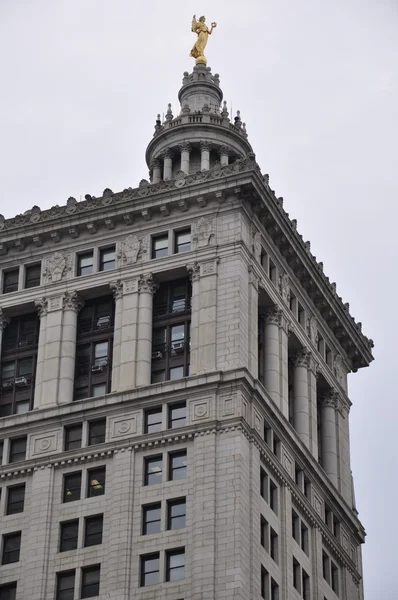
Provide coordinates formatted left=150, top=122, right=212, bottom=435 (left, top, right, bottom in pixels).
left=1, top=1, right=397, bottom=596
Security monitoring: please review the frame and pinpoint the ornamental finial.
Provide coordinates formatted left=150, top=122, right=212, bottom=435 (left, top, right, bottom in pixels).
left=190, top=14, right=217, bottom=65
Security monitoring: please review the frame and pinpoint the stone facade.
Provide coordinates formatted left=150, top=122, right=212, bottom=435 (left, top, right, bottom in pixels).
left=0, top=64, right=372, bottom=600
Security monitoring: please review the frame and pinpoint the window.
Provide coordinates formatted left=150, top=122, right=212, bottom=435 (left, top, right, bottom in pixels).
left=326, top=345, right=333, bottom=367
left=144, top=456, right=162, bottom=485
left=64, top=424, right=82, bottom=451
left=168, top=401, right=186, bottom=429
left=322, top=551, right=330, bottom=583
left=9, top=437, right=27, bottom=463
left=143, top=503, right=161, bottom=535
left=141, top=552, right=160, bottom=586
left=88, top=419, right=106, bottom=446
left=302, top=569, right=310, bottom=600
left=59, top=520, right=79, bottom=552
left=84, top=515, right=103, bottom=547
left=290, top=294, right=297, bottom=316
left=81, top=565, right=101, bottom=598
left=99, top=246, right=116, bottom=271
left=145, top=408, right=162, bottom=434
left=301, top=521, right=309, bottom=555
left=270, top=479, right=278, bottom=514
left=261, top=566, right=268, bottom=599
left=331, top=562, right=339, bottom=595
left=260, top=516, right=268, bottom=549
left=292, top=510, right=300, bottom=541
left=167, top=498, right=186, bottom=530
left=174, top=229, right=191, bottom=253
left=77, top=252, right=94, bottom=276
left=270, top=528, right=278, bottom=563
left=272, top=434, right=280, bottom=459
left=56, top=571, right=75, bottom=600
left=260, top=469, right=267, bottom=500
left=87, top=467, right=106, bottom=497
left=6, top=484, right=25, bottom=515
left=317, top=334, right=325, bottom=358
left=63, top=472, right=82, bottom=503
left=166, top=548, right=185, bottom=582
left=271, top=579, right=279, bottom=600
left=298, top=303, right=305, bottom=327
left=268, top=259, right=277, bottom=284
left=2, top=532, right=21, bottom=564
left=25, top=264, right=41, bottom=289
left=293, top=558, right=301, bottom=592
left=2, top=270, right=19, bottom=294
left=264, top=421, right=272, bottom=447
left=0, top=582, right=17, bottom=600
left=152, top=234, right=168, bottom=259
left=169, top=451, right=187, bottom=481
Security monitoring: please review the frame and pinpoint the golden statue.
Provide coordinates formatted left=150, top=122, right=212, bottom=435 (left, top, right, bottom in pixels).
left=190, top=14, right=217, bottom=65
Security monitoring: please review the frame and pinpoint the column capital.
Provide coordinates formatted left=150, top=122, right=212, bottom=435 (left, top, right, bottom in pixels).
left=291, top=348, right=311, bottom=368
left=219, top=144, right=231, bottom=156
left=187, top=262, right=200, bottom=282
left=110, top=280, right=123, bottom=300
left=320, top=388, right=339, bottom=409
left=63, top=291, right=84, bottom=313
left=200, top=140, right=212, bottom=152
left=150, top=158, right=162, bottom=170
left=34, top=297, right=48, bottom=319
left=179, top=141, right=192, bottom=153
left=138, top=273, right=158, bottom=295
left=161, top=147, right=173, bottom=159
left=0, top=308, right=10, bottom=331
left=263, top=306, right=282, bottom=326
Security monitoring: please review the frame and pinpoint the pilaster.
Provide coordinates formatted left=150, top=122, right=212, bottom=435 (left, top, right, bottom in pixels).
left=136, top=273, right=158, bottom=387
left=319, top=389, right=339, bottom=487
left=291, top=348, right=311, bottom=449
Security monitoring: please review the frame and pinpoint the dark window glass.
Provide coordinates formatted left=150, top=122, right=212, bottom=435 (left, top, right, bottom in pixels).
left=141, top=553, right=160, bottom=586
left=99, top=247, right=116, bottom=271
left=270, top=479, right=278, bottom=514
left=144, top=456, right=162, bottom=485
left=81, top=565, right=101, bottom=598
left=152, top=234, right=168, bottom=259
left=59, top=520, right=79, bottom=552
left=63, top=472, right=82, bottom=503
left=261, top=566, right=268, bottom=599
left=0, top=582, right=17, bottom=600
left=6, top=484, right=25, bottom=515
left=87, top=467, right=106, bottom=497
left=166, top=548, right=185, bottom=582
left=9, top=438, right=27, bottom=463
left=25, top=264, right=41, bottom=289
left=145, top=408, right=162, bottom=434
left=64, top=424, right=82, bottom=451
left=168, top=402, right=186, bottom=429
left=143, top=503, right=161, bottom=535
left=169, top=451, right=187, bottom=481
left=167, top=498, right=186, bottom=530
left=56, top=570, right=75, bottom=600
left=3, top=270, right=19, bottom=294
left=84, top=515, right=103, bottom=547
left=0, top=441, right=3, bottom=465
left=174, top=229, right=191, bottom=253
left=260, top=516, right=268, bottom=549
left=271, top=579, right=279, bottom=600
left=151, top=370, right=166, bottom=384
left=293, top=558, right=300, bottom=591
left=17, top=357, right=33, bottom=376
left=2, top=532, right=21, bottom=564
left=77, top=252, right=94, bottom=276
left=88, top=420, right=106, bottom=446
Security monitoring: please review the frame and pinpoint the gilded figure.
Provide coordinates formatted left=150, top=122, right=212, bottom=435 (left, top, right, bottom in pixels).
left=190, top=14, right=217, bottom=65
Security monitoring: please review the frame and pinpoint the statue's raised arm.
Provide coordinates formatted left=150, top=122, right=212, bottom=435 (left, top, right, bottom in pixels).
left=189, top=14, right=217, bottom=66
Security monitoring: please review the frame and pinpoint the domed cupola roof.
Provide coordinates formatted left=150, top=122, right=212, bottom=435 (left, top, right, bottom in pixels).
left=145, top=63, right=253, bottom=183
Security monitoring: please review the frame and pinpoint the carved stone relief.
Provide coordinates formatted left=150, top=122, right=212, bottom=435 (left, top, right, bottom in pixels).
left=192, top=217, right=215, bottom=250
left=253, top=231, right=262, bottom=263
left=279, top=272, right=290, bottom=305
left=309, top=315, right=318, bottom=344
left=42, top=251, right=72, bottom=283
left=190, top=399, right=209, bottom=421
left=109, top=413, right=139, bottom=440
left=117, top=235, right=148, bottom=266
left=31, top=432, right=59, bottom=457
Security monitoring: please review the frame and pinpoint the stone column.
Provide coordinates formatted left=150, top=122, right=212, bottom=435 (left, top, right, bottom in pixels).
left=162, top=148, right=173, bottom=180
left=135, top=274, right=157, bottom=387
left=200, top=141, right=212, bottom=171
left=179, top=142, right=192, bottom=174
left=111, top=278, right=140, bottom=392
left=33, top=297, right=49, bottom=408
left=263, top=306, right=282, bottom=405
left=320, top=389, right=339, bottom=487
left=109, top=280, right=123, bottom=392
left=151, top=158, right=162, bottom=183
left=248, top=268, right=259, bottom=379
left=292, top=349, right=311, bottom=448
left=58, top=291, right=83, bottom=404
left=190, top=259, right=218, bottom=375
left=308, top=356, right=319, bottom=460
left=0, top=308, right=10, bottom=357
left=187, top=263, right=200, bottom=375
left=219, top=145, right=230, bottom=166
left=280, top=317, right=290, bottom=420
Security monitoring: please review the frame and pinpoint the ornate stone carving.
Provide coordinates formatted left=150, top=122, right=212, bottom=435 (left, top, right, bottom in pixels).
left=187, top=262, right=200, bottom=282
left=179, top=142, right=192, bottom=153
left=320, top=389, right=339, bottom=409
left=248, top=266, right=260, bottom=291
left=291, top=348, right=311, bottom=368
left=253, top=231, right=262, bottom=263
left=308, top=315, right=318, bottom=344
left=42, top=252, right=72, bottom=283
left=138, top=274, right=157, bottom=295
left=333, top=354, right=345, bottom=386
left=279, top=273, right=290, bottom=304
left=150, top=158, right=162, bottom=170
left=35, top=297, right=48, bottom=319
left=192, top=217, right=215, bottom=250
left=0, top=214, right=5, bottom=231
left=263, top=306, right=282, bottom=327
left=0, top=308, right=10, bottom=331
left=219, top=145, right=231, bottom=156
left=117, top=235, right=147, bottom=266
left=161, top=147, right=173, bottom=159
left=199, top=140, right=212, bottom=152
left=110, top=280, right=123, bottom=300
left=63, top=291, right=84, bottom=313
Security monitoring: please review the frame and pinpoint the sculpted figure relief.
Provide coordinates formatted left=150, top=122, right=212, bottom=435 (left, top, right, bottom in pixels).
left=117, top=235, right=147, bottom=266
left=190, top=15, right=217, bottom=65
left=42, top=252, right=71, bottom=283
left=192, top=217, right=215, bottom=249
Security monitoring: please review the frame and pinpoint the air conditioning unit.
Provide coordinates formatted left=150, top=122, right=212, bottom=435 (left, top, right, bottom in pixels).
left=172, top=341, right=185, bottom=352
left=91, top=364, right=105, bottom=373
left=2, top=380, right=14, bottom=389
left=15, top=376, right=28, bottom=387
left=97, top=316, right=111, bottom=328
left=152, top=351, right=163, bottom=359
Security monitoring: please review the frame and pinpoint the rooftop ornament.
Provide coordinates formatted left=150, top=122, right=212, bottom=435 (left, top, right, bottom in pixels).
left=190, top=14, right=217, bottom=65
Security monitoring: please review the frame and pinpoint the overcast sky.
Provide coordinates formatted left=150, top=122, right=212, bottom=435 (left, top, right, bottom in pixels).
left=0, top=1, right=397, bottom=596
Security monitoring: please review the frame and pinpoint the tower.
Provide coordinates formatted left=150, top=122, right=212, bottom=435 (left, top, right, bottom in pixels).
left=0, top=60, right=373, bottom=600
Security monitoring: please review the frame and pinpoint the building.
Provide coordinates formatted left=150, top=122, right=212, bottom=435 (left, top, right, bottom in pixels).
left=0, top=61, right=373, bottom=600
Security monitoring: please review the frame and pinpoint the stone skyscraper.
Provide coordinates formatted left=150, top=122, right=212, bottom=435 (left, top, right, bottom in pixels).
left=0, top=62, right=373, bottom=600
